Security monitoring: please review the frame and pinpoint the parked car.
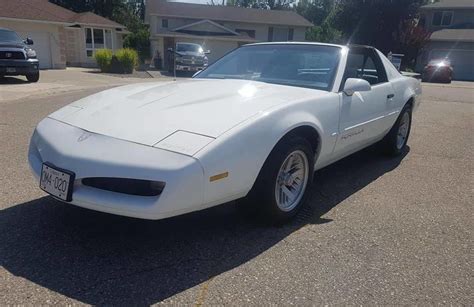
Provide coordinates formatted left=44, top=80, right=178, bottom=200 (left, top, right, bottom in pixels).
left=422, top=59, right=453, bottom=83
left=0, top=27, right=40, bottom=82
left=168, top=42, right=209, bottom=73
left=29, top=43, right=421, bottom=224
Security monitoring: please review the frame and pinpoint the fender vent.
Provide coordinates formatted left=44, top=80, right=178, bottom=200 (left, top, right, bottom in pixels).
left=82, top=178, right=165, bottom=196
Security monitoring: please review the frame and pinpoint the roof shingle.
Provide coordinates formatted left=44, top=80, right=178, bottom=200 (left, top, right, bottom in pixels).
left=421, top=0, right=474, bottom=10
left=146, top=0, right=313, bottom=27
left=0, top=0, right=125, bottom=28
left=430, top=28, right=474, bottom=42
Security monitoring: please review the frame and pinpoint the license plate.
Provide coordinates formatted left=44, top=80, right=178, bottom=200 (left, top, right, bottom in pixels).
left=6, top=67, right=16, bottom=73
left=40, top=163, right=75, bottom=201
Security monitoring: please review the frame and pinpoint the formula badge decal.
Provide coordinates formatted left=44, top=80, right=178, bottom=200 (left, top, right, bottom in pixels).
left=341, top=128, right=364, bottom=140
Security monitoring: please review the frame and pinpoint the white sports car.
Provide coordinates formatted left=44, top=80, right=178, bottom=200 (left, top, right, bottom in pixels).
left=28, top=43, right=421, bottom=223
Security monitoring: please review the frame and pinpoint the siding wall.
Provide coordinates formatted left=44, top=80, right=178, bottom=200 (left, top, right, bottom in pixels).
left=150, top=16, right=308, bottom=68
left=421, top=9, right=474, bottom=32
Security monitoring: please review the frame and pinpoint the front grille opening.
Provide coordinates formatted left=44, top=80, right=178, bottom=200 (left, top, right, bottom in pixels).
left=82, top=177, right=165, bottom=196
left=0, top=51, right=25, bottom=60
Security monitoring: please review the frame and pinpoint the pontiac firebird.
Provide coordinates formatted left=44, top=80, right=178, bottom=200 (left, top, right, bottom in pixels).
left=28, top=43, right=421, bottom=223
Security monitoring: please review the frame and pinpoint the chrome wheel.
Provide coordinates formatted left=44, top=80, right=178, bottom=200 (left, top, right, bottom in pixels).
left=275, top=150, right=309, bottom=212
left=396, top=112, right=410, bottom=150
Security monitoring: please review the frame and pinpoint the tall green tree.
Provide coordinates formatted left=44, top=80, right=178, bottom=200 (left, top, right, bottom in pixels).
left=295, top=0, right=342, bottom=43
left=225, top=0, right=294, bottom=9
left=332, top=0, right=428, bottom=51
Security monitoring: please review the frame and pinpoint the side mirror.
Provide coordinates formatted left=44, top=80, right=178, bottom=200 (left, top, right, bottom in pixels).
left=343, top=78, right=371, bottom=96
left=25, top=37, right=34, bottom=45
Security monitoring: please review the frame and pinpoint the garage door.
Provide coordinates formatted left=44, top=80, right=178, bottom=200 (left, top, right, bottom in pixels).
left=430, top=49, right=474, bottom=81
left=18, top=31, right=52, bottom=69
left=203, top=41, right=238, bottom=64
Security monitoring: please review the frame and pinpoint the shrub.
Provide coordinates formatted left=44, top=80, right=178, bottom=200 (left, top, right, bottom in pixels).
left=123, top=28, right=151, bottom=63
left=115, top=48, right=138, bottom=74
left=94, top=49, right=113, bottom=72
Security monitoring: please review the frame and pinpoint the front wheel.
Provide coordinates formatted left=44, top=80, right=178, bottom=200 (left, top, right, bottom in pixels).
left=243, top=136, right=314, bottom=224
left=381, top=104, right=412, bottom=156
left=26, top=72, right=40, bottom=83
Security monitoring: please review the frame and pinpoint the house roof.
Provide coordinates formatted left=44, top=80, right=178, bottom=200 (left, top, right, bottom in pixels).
left=73, top=12, right=124, bottom=28
left=430, top=28, right=474, bottom=42
left=146, top=0, right=313, bottom=27
left=421, top=0, right=474, bottom=10
left=153, top=29, right=258, bottom=42
left=0, top=0, right=125, bottom=28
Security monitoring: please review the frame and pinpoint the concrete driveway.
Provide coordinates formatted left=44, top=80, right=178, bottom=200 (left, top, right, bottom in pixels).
left=0, top=81, right=472, bottom=305
left=0, top=68, right=169, bottom=103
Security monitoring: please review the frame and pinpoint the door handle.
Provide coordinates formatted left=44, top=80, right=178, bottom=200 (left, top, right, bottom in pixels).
left=387, top=94, right=395, bottom=99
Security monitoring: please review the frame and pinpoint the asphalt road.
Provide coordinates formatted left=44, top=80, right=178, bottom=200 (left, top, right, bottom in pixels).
left=0, top=81, right=472, bottom=305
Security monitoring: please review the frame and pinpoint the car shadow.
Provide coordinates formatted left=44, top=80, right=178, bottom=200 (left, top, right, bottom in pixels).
left=0, top=145, right=409, bottom=305
left=0, top=76, right=29, bottom=84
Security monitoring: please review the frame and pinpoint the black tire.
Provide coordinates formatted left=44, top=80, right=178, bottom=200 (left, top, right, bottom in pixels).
left=26, top=72, right=40, bottom=83
left=380, top=104, right=412, bottom=156
left=242, top=136, right=314, bottom=224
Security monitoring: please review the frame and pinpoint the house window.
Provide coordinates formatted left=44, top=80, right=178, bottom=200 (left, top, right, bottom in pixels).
left=441, top=11, right=453, bottom=25
left=432, top=11, right=453, bottom=26
left=85, top=28, right=114, bottom=57
left=162, top=19, right=168, bottom=28
left=273, top=27, right=289, bottom=41
left=288, top=28, right=294, bottom=41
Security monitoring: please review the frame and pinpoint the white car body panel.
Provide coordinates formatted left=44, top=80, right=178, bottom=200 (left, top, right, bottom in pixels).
left=28, top=42, right=422, bottom=220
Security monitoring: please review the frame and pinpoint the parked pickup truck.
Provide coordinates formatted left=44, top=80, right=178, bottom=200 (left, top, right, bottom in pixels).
left=168, top=42, right=209, bottom=73
left=0, top=28, right=40, bottom=82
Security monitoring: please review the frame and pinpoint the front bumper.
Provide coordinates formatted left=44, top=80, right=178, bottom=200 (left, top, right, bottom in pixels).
left=175, top=64, right=205, bottom=71
left=28, top=118, right=206, bottom=220
left=0, top=59, right=39, bottom=75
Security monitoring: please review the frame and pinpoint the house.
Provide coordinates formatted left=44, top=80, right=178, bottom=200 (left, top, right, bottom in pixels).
left=0, top=0, right=128, bottom=69
left=416, top=0, right=474, bottom=80
left=145, top=0, right=312, bottom=69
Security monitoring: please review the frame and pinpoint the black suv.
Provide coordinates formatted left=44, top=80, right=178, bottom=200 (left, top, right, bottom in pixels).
left=168, top=42, right=209, bottom=73
left=0, top=28, right=40, bottom=82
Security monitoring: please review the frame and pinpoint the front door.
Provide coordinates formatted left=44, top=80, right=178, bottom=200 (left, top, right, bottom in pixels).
left=334, top=48, right=394, bottom=155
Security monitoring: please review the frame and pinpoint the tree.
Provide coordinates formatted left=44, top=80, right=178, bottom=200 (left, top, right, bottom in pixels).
left=225, top=0, right=295, bottom=9
left=395, top=19, right=431, bottom=69
left=295, top=0, right=333, bottom=26
left=295, top=0, right=342, bottom=43
left=331, top=0, right=429, bottom=52
left=49, top=0, right=125, bottom=20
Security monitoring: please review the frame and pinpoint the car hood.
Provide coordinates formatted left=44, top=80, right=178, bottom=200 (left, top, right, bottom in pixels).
left=0, top=42, right=25, bottom=48
left=49, top=79, right=327, bottom=146
left=177, top=51, right=204, bottom=57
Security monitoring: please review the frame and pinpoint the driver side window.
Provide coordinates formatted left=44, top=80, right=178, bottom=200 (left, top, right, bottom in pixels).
left=341, top=48, right=388, bottom=88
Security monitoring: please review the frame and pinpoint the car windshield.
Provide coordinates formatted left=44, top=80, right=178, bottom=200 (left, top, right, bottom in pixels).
left=177, top=43, right=202, bottom=53
left=196, top=44, right=342, bottom=91
left=0, top=29, right=22, bottom=43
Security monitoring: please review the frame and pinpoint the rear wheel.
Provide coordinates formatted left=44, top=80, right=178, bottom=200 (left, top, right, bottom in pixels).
left=26, top=72, right=40, bottom=83
left=381, top=104, right=412, bottom=156
left=242, top=136, right=314, bottom=224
